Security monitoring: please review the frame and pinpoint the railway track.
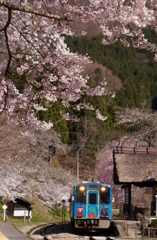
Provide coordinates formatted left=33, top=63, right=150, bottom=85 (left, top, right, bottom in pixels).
left=28, top=222, right=56, bottom=239
left=28, top=221, right=118, bottom=240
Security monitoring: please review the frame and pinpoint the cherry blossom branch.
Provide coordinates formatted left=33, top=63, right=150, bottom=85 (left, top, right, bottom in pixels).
left=0, top=1, right=70, bottom=21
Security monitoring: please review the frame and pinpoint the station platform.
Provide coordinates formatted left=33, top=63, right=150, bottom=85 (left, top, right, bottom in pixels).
left=113, top=219, right=142, bottom=238
left=0, top=222, right=31, bottom=240
left=0, top=231, right=9, bottom=240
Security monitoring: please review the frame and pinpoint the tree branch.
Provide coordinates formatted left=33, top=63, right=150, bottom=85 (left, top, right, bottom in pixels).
left=0, top=1, right=70, bottom=21
left=3, top=9, right=12, bottom=75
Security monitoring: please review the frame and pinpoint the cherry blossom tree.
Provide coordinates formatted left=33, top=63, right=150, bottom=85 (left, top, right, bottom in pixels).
left=0, top=113, right=76, bottom=205
left=94, top=148, right=123, bottom=208
left=116, top=106, right=157, bottom=145
left=0, top=0, right=157, bottom=130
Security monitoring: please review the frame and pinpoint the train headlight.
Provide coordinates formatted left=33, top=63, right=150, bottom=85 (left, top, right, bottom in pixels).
left=101, top=186, right=106, bottom=191
left=80, top=186, right=85, bottom=191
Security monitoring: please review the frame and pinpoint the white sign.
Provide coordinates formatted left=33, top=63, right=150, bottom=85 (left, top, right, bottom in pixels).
left=14, top=210, right=31, bottom=217
left=2, top=204, right=7, bottom=210
left=2, top=204, right=7, bottom=222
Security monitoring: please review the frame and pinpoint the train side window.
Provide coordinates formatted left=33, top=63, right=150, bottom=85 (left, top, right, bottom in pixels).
left=100, top=187, right=110, bottom=204
left=89, top=193, right=96, bottom=204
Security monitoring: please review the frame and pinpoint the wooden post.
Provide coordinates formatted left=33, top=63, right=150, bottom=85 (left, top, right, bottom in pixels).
left=128, top=184, right=132, bottom=219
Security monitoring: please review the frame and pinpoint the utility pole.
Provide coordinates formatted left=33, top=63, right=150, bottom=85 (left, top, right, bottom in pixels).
left=76, top=145, right=84, bottom=183
left=76, top=151, right=79, bottom=182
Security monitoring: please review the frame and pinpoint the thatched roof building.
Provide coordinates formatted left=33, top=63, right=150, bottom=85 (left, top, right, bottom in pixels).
left=113, top=145, right=157, bottom=218
left=113, top=146, right=157, bottom=187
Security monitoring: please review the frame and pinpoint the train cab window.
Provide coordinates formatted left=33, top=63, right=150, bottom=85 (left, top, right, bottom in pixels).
left=76, top=185, right=86, bottom=203
left=100, top=186, right=110, bottom=204
left=89, top=193, right=96, bottom=204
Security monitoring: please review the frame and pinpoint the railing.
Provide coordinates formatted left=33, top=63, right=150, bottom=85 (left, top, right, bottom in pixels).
left=148, top=227, right=157, bottom=238
left=134, top=225, right=157, bottom=238
left=113, top=145, right=157, bottom=154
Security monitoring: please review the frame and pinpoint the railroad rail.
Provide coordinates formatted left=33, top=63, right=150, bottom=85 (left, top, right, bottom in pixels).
left=28, top=221, right=118, bottom=239
left=28, top=222, right=55, bottom=239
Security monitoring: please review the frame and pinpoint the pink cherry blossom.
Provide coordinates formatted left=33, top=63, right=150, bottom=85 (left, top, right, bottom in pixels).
left=0, top=1, right=157, bottom=130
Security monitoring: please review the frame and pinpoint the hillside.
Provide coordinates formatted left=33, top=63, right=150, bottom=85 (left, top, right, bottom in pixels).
left=0, top=114, right=77, bottom=207
left=84, top=62, right=122, bottom=91
left=1, top=0, right=157, bottom=219
left=65, top=33, right=157, bottom=109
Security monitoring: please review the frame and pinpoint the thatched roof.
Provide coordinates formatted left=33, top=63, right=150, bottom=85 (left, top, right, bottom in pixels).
left=113, top=146, right=157, bottom=186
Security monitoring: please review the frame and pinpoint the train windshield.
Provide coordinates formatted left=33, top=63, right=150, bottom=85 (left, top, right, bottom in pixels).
left=76, top=185, right=86, bottom=203
left=100, top=186, right=110, bottom=204
left=89, top=193, right=96, bottom=204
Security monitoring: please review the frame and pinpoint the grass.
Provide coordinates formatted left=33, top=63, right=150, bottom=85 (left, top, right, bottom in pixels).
left=6, top=206, right=70, bottom=229
left=0, top=196, right=70, bottom=230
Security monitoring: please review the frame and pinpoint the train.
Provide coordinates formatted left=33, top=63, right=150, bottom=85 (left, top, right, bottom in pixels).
left=69, top=180, right=112, bottom=231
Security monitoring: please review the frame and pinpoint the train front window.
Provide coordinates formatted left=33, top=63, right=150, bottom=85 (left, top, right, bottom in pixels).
left=89, top=193, right=96, bottom=204
left=76, top=185, right=86, bottom=203
left=100, top=186, right=110, bottom=204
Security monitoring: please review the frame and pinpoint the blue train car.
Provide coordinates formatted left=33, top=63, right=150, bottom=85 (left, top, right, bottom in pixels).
left=69, top=181, right=112, bottom=230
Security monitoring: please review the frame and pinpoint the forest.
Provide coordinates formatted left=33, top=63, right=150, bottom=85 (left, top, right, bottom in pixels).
left=1, top=1, right=157, bottom=208
left=37, top=28, right=157, bottom=143
left=65, top=29, right=157, bottom=110
left=34, top=28, right=157, bottom=175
